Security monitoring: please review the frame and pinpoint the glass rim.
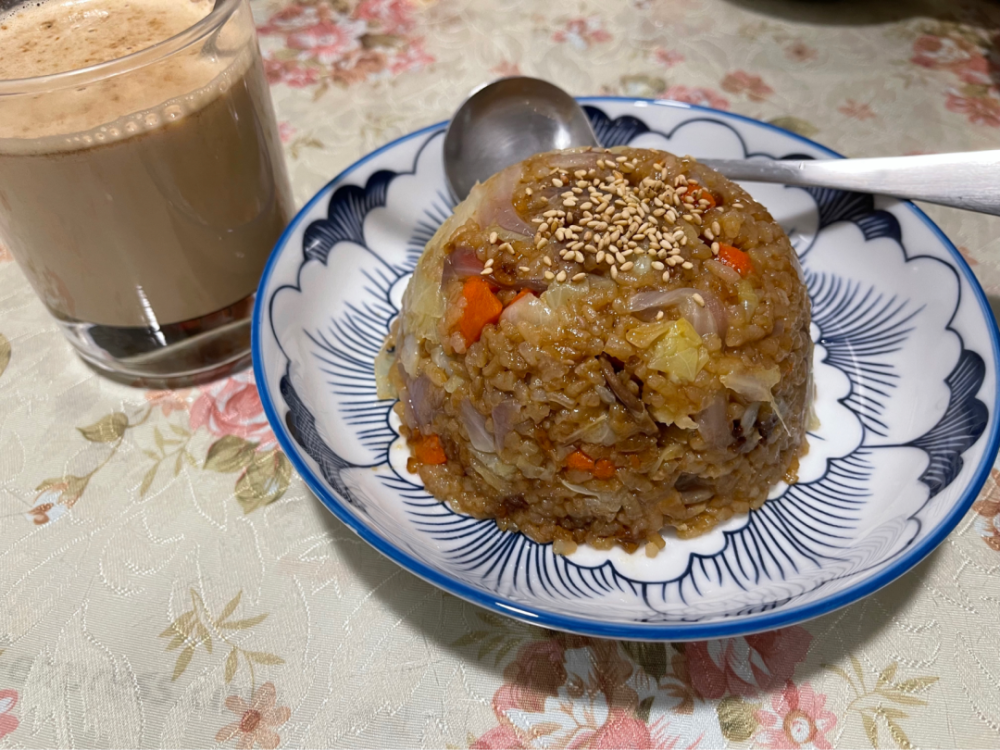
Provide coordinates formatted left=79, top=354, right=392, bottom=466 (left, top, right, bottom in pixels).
left=0, top=0, right=244, bottom=93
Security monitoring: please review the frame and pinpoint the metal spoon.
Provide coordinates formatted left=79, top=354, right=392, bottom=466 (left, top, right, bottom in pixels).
left=443, top=77, right=599, bottom=201
left=444, top=77, right=1000, bottom=216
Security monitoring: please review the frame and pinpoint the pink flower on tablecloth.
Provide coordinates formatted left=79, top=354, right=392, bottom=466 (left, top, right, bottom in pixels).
left=552, top=17, right=611, bottom=50
left=838, top=99, right=876, bottom=120
left=945, top=88, right=1000, bottom=127
left=686, top=626, right=813, bottom=698
left=912, top=34, right=978, bottom=71
left=491, top=60, right=522, bottom=78
left=721, top=70, right=774, bottom=101
left=144, top=389, right=192, bottom=417
left=754, top=682, right=837, bottom=749
left=216, top=682, right=290, bottom=750
left=354, top=0, right=415, bottom=36
left=662, top=85, right=729, bottom=110
left=0, top=690, right=19, bottom=739
left=190, top=371, right=276, bottom=450
left=257, top=1, right=434, bottom=88
left=785, top=42, right=817, bottom=63
left=472, top=638, right=717, bottom=749
left=972, top=468, right=1000, bottom=551
left=653, top=48, right=684, bottom=68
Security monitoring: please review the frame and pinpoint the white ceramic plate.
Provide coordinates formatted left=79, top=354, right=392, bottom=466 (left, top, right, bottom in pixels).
left=253, top=98, right=1000, bottom=640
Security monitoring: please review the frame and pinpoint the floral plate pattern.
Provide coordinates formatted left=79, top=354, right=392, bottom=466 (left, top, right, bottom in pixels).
left=252, top=98, right=1000, bottom=640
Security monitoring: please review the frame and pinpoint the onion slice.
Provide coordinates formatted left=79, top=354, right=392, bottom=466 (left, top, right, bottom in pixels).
left=599, top=355, right=646, bottom=418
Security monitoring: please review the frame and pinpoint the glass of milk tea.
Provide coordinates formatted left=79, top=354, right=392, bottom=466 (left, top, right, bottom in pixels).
left=0, top=0, right=293, bottom=385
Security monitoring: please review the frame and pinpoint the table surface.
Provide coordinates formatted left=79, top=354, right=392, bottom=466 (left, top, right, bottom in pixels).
left=3, top=0, right=1000, bottom=747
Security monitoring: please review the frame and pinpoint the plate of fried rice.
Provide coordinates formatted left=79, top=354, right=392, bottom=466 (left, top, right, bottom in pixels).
left=253, top=98, right=1000, bottom=640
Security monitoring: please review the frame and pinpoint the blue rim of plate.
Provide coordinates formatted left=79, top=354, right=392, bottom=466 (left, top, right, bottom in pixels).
left=253, top=97, right=1000, bottom=641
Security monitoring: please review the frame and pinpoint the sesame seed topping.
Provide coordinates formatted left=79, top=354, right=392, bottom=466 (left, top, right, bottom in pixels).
left=499, top=242, right=514, bottom=254
left=662, top=270, right=671, bottom=282
left=652, top=261, right=665, bottom=271
left=692, top=293, right=705, bottom=307
left=525, top=187, right=533, bottom=195
left=620, top=261, right=634, bottom=271
left=480, top=268, right=492, bottom=275
left=573, top=272, right=586, bottom=282
left=537, top=237, right=549, bottom=249
left=519, top=266, right=530, bottom=272
left=596, top=250, right=605, bottom=263
left=712, top=221, right=722, bottom=235
left=615, top=156, right=628, bottom=163
left=543, top=210, right=558, bottom=218
left=489, top=231, right=498, bottom=244
left=575, top=250, right=585, bottom=263
left=555, top=270, right=567, bottom=282
left=734, top=202, right=744, bottom=208
left=543, top=255, right=552, bottom=266
left=711, top=241, right=720, bottom=255
left=552, top=178, right=564, bottom=187
left=682, top=261, right=694, bottom=270
left=656, top=310, right=665, bottom=320
left=611, top=265, right=619, bottom=279
left=544, top=270, right=555, bottom=280
left=704, top=229, right=715, bottom=241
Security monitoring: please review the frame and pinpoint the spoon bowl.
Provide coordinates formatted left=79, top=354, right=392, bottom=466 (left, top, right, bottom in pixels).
left=443, top=77, right=599, bottom=201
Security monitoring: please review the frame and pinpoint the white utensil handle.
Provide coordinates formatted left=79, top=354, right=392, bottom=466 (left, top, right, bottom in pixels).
left=699, top=151, right=1000, bottom=216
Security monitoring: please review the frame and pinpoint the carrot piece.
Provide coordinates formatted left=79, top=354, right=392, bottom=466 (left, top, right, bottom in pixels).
left=508, top=288, right=535, bottom=306
left=459, top=277, right=504, bottom=346
left=566, top=450, right=595, bottom=472
left=414, top=434, right=447, bottom=465
left=717, top=243, right=753, bottom=276
left=593, top=459, right=616, bottom=479
left=688, top=181, right=717, bottom=209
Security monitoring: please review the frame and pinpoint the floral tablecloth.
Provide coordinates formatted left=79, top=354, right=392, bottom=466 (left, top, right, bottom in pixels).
left=2, top=0, right=1000, bottom=747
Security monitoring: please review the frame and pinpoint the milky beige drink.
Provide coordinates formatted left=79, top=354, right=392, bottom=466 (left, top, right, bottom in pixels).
left=0, top=0, right=292, bottom=382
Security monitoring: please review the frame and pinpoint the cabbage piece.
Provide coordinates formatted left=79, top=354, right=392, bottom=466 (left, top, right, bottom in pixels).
left=625, top=320, right=674, bottom=349
left=720, top=367, right=780, bottom=402
left=737, top=279, right=759, bottom=321
left=501, top=294, right=556, bottom=344
left=647, top=318, right=709, bottom=383
left=374, top=342, right=396, bottom=400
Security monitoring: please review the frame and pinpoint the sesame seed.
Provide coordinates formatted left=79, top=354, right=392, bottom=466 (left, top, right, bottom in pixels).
left=712, top=221, right=722, bottom=235
left=573, top=272, right=586, bottom=281
left=692, top=293, right=705, bottom=307
left=682, top=214, right=693, bottom=222
left=734, top=202, right=744, bottom=208
left=499, top=242, right=514, bottom=253
left=552, top=178, right=564, bottom=187
left=480, top=268, right=492, bottom=275
left=543, top=210, right=558, bottom=218
left=537, top=237, right=549, bottom=249
left=675, top=186, right=688, bottom=195
left=573, top=186, right=584, bottom=193
left=652, top=261, right=665, bottom=271
left=681, top=236, right=688, bottom=245
left=656, top=310, right=665, bottom=320
left=615, top=251, right=626, bottom=264
left=597, top=159, right=605, bottom=168
left=555, top=228, right=565, bottom=241
left=489, top=232, right=498, bottom=244
left=575, top=250, right=585, bottom=263
left=711, top=241, right=720, bottom=255
left=525, top=187, right=533, bottom=196
left=616, top=156, right=628, bottom=162
left=611, top=265, right=619, bottom=279
left=682, top=261, right=694, bottom=270
left=620, top=261, right=634, bottom=271
left=519, top=266, right=530, bottom=272
left=563, top=199, right=577, bottom=208
left=662, top=270, right=671, bottom=282
left=704, top=229, right=715, bottom=241
left=596, top=250, right=605, bottom=263
left=544, top=270, right=555, bottom=280
left=543, top=256, right=552, bottom=266
left=574, top=170, right=587, bottom=179
left=580, top=202, right=593, bottom=210
left=605, top=254, right=615, bottom=266
left=566, top=213, right=574, bottom=224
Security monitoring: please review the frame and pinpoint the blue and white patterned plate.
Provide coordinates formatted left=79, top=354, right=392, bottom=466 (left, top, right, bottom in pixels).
left=253, top=98, right=1000, bottom=640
